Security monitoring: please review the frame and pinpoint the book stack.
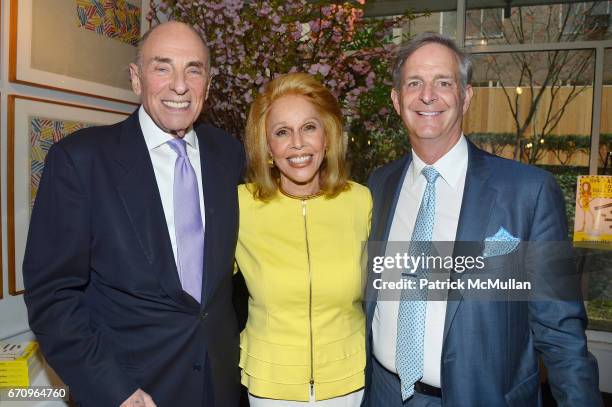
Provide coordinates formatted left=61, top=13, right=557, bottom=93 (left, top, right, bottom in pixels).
left=0, top=341, right=43, bottom=387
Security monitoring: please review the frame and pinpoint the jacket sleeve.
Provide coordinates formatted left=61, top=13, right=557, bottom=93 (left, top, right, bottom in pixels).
left=527, top=173, right=602, bottom=407
left=23, top=143, right=138, bottom=407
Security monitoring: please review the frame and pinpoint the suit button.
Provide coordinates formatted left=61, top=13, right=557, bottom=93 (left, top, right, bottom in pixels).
left=200, top=312, right=208, bottom=320
left=193, top=362, right=202, bottom=371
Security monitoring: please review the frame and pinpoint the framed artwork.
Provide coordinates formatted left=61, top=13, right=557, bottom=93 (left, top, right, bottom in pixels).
left=9, top=0, right=144, bottom=104
left=7, top=95, right=130, bottom=295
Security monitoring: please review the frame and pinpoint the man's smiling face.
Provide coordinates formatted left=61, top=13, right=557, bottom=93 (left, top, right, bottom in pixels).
left=391, top=42, right=472, bottom=150
left=129, top=22, right=210, bottom=138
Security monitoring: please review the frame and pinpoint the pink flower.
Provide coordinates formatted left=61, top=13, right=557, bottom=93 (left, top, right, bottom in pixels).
left=258, top=4, right=272, bottom=16
left=366, top=71, right=376, bottom=88
left=155, top=0, right=412, bottom=140
left=309, top=20, right=321, bottom=33
left=308, top=64, right=320, bottom=75
left=318, top=64, right=331, bottom=76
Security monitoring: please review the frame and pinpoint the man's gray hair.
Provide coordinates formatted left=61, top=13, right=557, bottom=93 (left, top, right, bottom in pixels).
left=134, top=21, right=211, bottom=72
left=392, top=32, right=472, bottom=97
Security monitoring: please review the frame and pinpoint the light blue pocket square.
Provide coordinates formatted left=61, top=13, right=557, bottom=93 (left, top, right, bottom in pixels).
left=483, top=227, right=520, bottom=258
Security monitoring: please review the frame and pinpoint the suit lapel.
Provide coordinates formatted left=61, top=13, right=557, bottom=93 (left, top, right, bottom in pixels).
left=443, top=142, right=496, bottom=342
left=366, top=156, right=411, bottom=318
left=114, top=111, right=196, bottom=309
left=196, top=129, right=227, bottom=309
left=379, top=155, right=412, bottom=242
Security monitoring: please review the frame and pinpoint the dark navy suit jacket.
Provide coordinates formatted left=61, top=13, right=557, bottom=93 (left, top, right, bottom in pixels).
left=363, top=141, right=601, bottom=406
left=23, top=111, right=243, bottom=407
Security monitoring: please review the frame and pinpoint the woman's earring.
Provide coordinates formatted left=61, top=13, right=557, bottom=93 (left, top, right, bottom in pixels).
left=267, top=156, right=274, bottom=167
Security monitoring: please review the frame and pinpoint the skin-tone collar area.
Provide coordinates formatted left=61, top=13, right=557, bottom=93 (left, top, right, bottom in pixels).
left=411, top=129, right=463, bottom=165
left=139, top=106, right=197, bottom=151
left=278, top=185, right=325, bottom=200
left=410, top=134, right=468, bottom=189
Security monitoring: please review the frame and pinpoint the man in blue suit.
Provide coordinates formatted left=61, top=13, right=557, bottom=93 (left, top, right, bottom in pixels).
left=362, top=33, right=602, bottom=407
left=23, top=22, right=242, bottom=407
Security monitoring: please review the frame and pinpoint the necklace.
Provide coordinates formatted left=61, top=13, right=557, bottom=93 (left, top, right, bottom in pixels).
left=279, top=187, right=324, bottom=200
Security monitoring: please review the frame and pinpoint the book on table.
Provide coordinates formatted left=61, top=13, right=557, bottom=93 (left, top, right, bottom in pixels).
left=0, top=341, right=43, bottom=387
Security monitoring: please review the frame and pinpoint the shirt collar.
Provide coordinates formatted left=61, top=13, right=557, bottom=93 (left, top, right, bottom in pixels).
left=409, top=134, right=468, bottom=189
left=138, top=106, right=198, bottom=151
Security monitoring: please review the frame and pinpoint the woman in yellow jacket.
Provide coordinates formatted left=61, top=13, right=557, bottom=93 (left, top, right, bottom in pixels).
left=236, top=72, right=372, bottom=406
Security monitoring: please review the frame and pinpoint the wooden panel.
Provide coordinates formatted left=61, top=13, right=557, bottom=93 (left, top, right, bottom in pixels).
left=464, top=86, right=611, bottom=136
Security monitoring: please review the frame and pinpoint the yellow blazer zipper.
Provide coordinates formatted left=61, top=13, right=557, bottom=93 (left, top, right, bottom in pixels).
left=301, top=199, right=315, bottom=399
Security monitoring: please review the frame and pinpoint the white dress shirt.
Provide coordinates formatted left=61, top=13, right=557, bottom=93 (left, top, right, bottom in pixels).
left=372, top=135, right=468, bottom=387
left=139, top=106, right=206, bottom=267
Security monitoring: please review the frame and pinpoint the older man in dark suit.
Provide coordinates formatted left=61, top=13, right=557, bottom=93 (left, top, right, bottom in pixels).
left=23, top=21, right=243, bottom=407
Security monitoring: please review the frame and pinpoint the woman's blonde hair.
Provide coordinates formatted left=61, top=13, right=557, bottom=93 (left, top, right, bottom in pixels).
left=244, top=72, right=349, bottom=201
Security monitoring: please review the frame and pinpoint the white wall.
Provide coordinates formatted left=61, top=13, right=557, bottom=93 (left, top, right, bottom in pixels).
left=0, top=0, right=150, bottom=340
left=588, top=330, right=612, bottom=392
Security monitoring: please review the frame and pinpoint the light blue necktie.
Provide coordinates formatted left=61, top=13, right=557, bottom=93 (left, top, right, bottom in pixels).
left=396, top=165, right=440, bottom=400
left=168, top=138, right=204, bottom=303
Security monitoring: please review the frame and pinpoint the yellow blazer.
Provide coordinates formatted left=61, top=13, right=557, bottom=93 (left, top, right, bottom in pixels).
left=236, top=181, right=372, bottom=401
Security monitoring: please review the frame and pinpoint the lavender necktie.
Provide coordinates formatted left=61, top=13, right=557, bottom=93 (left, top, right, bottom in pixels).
left=167, top=138, right=204, bottom=303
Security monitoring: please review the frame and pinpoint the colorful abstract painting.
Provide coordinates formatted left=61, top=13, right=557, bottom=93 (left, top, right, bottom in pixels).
left=30, top=118, right=92, bottom=207
left=76, top=0, right=141, bottom=46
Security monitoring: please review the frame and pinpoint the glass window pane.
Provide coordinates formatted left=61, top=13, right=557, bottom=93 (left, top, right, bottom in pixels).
left=364, top=0, right=456, bottom=38
left=465, top=50, right=595, bottom=235
left=465, top=1, right=612, bottom=45
left=401, top=11, right=457, bottom=39
left=466, top=9, right=504, bottom=43
left=588, top=48, right=612, bottom=333
left=465, top=10, right=483, bottom=40
left=599, top=48, right=612, bottom=170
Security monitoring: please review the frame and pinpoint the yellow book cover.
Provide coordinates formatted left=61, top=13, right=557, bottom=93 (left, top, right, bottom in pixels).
left=573, top=175, right=612, bottom=244
left=0, top=341, right=42, bottom=388
left=0, top=377, right=31, bottom=387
